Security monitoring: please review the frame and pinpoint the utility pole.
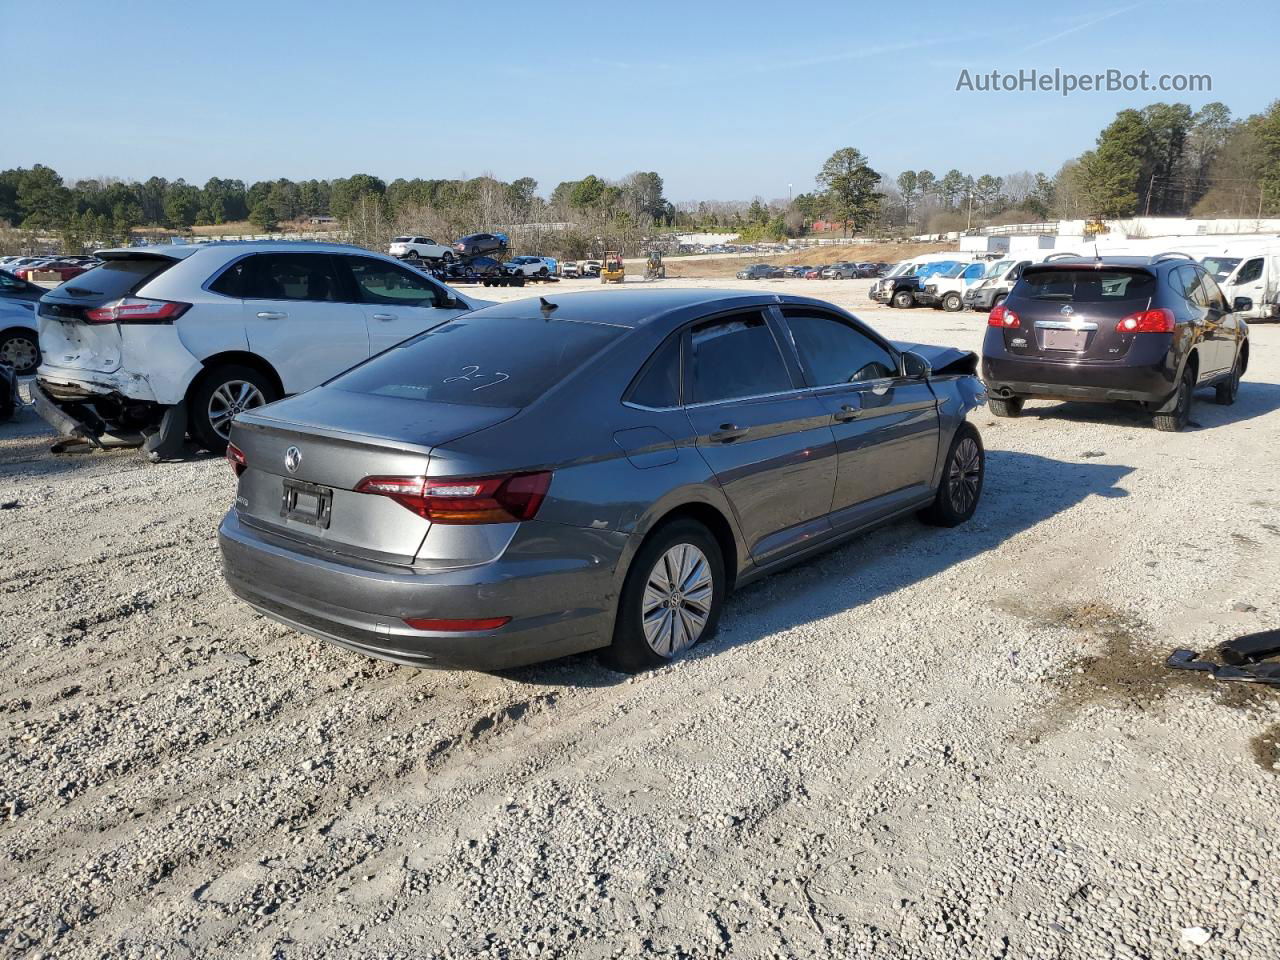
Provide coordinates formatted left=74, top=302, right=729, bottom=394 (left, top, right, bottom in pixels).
left=966, top=190, right=974, bottom=232
left=788, top=183, right=792, bottom=204
left=1143, top=172, right=1157, bottom=217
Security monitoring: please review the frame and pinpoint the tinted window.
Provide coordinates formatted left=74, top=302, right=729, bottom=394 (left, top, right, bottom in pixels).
left=1020, top=268, right=1156, bottom=303
left=1236, top=257, right=1264, bottom=285
left=329, top=316, right=622, bottom=408
left=347, top=256, right=440, bottom=306
left=688, top=313, right=792, bottom=404
left=784, top=312, right=897, bottom=386
left=52, top=257, right=174, bottom=301
left=628, top=335, right=681, bottom=408
left=239, top=254, right=342, bottom=302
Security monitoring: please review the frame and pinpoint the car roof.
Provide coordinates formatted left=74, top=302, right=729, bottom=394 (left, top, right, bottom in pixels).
left=461, top=289, right=855, bottom=332
left=1025, top=255, right=1174, bottom=270
left=93, top=240, right=379, bottom=261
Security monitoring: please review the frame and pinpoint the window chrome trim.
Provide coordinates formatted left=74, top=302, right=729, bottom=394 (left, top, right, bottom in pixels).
left=1034, top=320, right=1099, bottom=331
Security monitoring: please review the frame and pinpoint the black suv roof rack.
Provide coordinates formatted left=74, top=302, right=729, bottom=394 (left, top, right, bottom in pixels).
left=1151, top=251, right=1195, bottom=263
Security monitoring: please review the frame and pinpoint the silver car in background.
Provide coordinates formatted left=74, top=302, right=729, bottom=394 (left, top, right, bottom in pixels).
left=218, top=290, right=988, bottom=672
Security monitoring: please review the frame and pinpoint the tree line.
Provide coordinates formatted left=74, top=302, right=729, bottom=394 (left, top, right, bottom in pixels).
left=3, top=97, right=1278, bottom=256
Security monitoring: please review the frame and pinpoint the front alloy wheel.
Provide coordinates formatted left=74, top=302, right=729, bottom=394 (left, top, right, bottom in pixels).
left=642, top=543, right=714, bottom=658
left=946, top=435, right=982, bottom=515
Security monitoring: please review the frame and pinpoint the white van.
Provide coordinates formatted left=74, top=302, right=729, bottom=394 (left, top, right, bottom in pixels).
left=1216, top=246, right=1280, bottom=320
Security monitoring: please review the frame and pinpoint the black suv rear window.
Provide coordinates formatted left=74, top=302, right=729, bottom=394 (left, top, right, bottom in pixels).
left=51, top=257, right=175, bottom=302
left=1019, top=268, right=1156, bottom=303
left=329, top=316, right=623, bottom=408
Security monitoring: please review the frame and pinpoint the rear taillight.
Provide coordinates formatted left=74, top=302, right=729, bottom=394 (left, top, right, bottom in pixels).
left=988, top=304, right=1020, bottom=328
left=84, top=297, right=190, bottom=324
left=354, top=471, right=552, bottom=524
left=403, top=616, right=511, bottom=632
left=1116, top=308, right=1175, bottom=334
left=226, top=442, right=246, bottom=478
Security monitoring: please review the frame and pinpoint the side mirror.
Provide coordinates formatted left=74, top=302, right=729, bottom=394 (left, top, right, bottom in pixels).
left=902, top=351, right=931, bottom=379
left=1233, top=296, right=1253, bottom=313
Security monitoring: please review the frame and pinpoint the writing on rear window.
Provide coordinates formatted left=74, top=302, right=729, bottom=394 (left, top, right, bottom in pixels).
left=328, top=316, right=622, bottom=407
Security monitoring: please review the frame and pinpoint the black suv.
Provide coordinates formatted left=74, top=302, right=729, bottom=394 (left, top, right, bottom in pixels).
left=981, top=253, right=1250, bottom=432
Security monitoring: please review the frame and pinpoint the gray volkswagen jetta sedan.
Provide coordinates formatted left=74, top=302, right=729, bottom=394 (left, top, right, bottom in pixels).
left=218, top=290, right=987, bottom=672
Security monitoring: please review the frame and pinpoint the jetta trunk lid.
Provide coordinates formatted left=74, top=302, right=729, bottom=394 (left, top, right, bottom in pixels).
left=230, top=390, right=519, bottom=564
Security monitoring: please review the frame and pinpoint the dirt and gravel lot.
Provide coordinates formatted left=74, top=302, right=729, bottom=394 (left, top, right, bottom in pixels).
left=2, top=277, right=1278, bottom=960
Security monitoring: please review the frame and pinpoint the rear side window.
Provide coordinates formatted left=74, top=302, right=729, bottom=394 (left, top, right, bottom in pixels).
left=1019, top=268, right=1156, bottom=303
left=236, top=253, right=343, bottom=302
left=53, top=257, right=174, bottom=300
left=628, top=335, right=681, bottom=408
left=688, top=313, right=792, bottom=404
left=329, top=315, right=623, bottom=407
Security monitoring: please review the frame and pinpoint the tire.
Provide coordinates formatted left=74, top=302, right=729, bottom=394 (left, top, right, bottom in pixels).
left=1153, top=365, right=1194, bottom=432
left=943, top=292, right=963, bottom=312
left=442, top=251, right=456, bottom=263
left=892, top=290, right=915, bottom=309
left=605, top=518, right=725, bottom=673
left=0, top=329, right=40, bottom=376
left=992, top=294, right=1007, bottom=309
left=919, top=423, right=984, bottom=527
left=1215, top=353, right=1242, bottom=405
left=406, top=251, right=422, bottom=263
left=538, top=267, right=549, bottom=277
left=188, top=364, right=278, bottom=453
left=988, top=396, right=1023, bottom=418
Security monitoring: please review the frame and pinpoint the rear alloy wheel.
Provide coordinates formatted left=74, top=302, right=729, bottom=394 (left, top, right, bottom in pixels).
left=606, top=519, right=725, bottom=673
left=919, top=423, right=984, bottom=527
left=0, top=330, right=40, bottom=375
left=189, top=364, right=278, bottom=453
left=988, top=396, right=1023, bottom=418
left=1154, top=366, right=1194, bottom=432
left=1215, top=354, right=1242, bottom=405
left=892, top=290, right=915, bottom=309
left=943, top=292, right=963, bottom=312
left=442, top=251, right=456, bottom=263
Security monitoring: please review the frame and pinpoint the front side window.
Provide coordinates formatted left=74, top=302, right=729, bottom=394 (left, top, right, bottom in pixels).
left=688, top=313, right=792, bottom=404
left=784, top=311, right=897, bottom=386
left=347, top=256, right=441, bottom=306
left=238, top=254, right=342, bottom=302
left=1236, top=257, right=1264, bottom=285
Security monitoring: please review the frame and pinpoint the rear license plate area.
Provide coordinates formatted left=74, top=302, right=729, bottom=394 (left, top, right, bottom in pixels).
left=1041, top=328, right=1087, bottom=351
left=280, top=478, right=332, bottom=529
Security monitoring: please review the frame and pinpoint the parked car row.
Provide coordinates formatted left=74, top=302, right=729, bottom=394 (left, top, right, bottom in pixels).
left=0, top=255, right=100, bottom=282
left=389, top=233, right=511, bottom=263
left=738, top=261, right=890, bottom=281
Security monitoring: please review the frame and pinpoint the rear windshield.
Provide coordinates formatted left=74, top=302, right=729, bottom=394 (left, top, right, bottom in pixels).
left=329, top=315, right=624, bottom=407
left=1018, top=268, right=1156, bottom=303
left=50, top=257, right=175, bottom=301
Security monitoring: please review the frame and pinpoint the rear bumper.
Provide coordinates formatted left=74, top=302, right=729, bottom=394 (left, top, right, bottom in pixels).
left=217, top=510, right=627, bottom=671
left=981, top=335, right=1177, bottom=404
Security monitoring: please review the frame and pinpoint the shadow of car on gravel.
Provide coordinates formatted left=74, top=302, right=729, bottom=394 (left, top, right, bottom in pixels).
left=1019, top=380, right=1280, bottom=432
left=503, top=451, right=1134, bottom=687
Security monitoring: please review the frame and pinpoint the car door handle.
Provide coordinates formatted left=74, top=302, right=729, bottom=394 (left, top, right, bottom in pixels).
left=833, top=404, right=861, bottom=422
left=371, top=313, right=397, bottom=321
left=256, top=311, right=288, bottom=320
left=710, top=423, right=749, bottom=443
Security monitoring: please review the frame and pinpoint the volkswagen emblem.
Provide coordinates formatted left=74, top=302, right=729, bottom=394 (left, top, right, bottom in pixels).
left=284, top=446, right=302, bottom=473
left=1060, top=304, right=1075, bottom=316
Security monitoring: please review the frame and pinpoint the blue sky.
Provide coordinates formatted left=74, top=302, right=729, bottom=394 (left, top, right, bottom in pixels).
left=2, top=0, right=1273, bottom=202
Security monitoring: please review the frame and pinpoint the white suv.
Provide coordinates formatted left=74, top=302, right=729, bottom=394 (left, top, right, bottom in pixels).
left=33, top=242, right=484, bottom=457
left=388, top=236, right=455, bottom=262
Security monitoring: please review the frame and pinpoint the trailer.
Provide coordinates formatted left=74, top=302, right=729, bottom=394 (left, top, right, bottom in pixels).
left=415, top=241, right=560, bottom=287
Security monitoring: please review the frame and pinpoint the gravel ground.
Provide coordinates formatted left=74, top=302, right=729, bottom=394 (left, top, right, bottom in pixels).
left=2, top=277, right=1278, bottom=960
